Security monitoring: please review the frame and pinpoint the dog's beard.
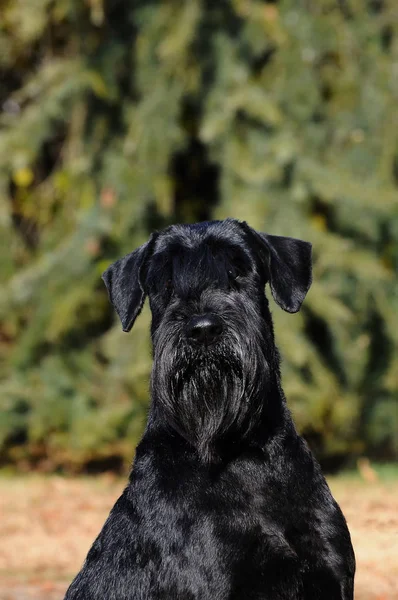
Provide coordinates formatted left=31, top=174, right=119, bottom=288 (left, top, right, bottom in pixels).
left=151, top=328, right=267, bottom=459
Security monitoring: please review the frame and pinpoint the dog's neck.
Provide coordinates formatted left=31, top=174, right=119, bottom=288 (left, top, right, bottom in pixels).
left=143, top=370, right=295, bottom=463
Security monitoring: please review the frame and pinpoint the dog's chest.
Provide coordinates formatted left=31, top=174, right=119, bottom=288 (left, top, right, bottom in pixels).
left=132, top=455, right=314, bottom=596
left=203, top=460, right=305, bottom=557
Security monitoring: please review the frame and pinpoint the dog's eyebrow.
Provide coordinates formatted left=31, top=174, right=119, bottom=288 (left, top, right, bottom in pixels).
left=207, top=242, right=252, bottom=271
left=205, top=237, right=242, bottom=253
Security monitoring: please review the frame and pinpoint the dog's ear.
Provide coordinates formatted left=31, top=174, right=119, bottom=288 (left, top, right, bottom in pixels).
left=241, top=223, right=312, bottom=313
left=101, top=233, right=158, bottom=332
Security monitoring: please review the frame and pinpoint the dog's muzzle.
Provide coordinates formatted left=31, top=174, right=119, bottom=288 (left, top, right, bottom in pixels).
left=185, top=314, right=224, bottom=346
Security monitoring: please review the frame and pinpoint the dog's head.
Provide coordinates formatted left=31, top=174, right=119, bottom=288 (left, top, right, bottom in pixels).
left=102, top=219, right=312, bottom=457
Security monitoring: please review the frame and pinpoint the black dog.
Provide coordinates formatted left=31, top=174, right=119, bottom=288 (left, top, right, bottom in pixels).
left=65, top=219, right=355, bottom=599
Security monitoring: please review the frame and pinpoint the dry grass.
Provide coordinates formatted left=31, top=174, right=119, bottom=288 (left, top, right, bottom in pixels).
left=0, top=473, right=396, bottom=600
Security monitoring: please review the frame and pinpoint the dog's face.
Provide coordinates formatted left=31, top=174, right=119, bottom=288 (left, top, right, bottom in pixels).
left=102, top=219, right=312, bottom=458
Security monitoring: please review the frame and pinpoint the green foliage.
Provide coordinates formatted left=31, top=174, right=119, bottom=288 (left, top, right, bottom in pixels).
left=0, top=0, right=397, bottom=471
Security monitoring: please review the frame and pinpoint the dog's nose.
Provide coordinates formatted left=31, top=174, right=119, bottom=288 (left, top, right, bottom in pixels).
left=186, top=314, right=223, bottom=345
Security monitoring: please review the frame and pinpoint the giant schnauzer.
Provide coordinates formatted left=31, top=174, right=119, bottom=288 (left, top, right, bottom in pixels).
left=65, top=218, right=355, bottom=599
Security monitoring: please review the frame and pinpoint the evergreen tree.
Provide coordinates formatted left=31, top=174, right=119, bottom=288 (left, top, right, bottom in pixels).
left=0, top=0, right=396, bottom=471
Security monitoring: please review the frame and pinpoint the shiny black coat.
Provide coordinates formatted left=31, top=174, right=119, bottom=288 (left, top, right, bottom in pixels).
left=65, top=219, right=355, bottom=599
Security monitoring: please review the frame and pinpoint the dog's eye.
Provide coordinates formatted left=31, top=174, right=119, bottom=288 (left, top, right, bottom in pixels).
left=227, top=269, right=243, bottom=289
left=230, top=255, right=248, bottom=278
left=165, top=278, right=173, bottom=290
left=228, top=260, right=245, bottom=279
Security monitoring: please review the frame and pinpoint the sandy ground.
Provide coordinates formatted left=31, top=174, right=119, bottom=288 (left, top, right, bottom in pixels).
left=0, top=474, right=396, bottom=600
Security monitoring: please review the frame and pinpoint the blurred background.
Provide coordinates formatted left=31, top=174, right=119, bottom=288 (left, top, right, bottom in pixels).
left=0, top=1, right=397, bottom=599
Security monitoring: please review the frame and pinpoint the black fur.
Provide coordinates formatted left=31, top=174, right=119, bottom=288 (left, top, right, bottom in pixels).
left=65, top=218, right=355, bottom=600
